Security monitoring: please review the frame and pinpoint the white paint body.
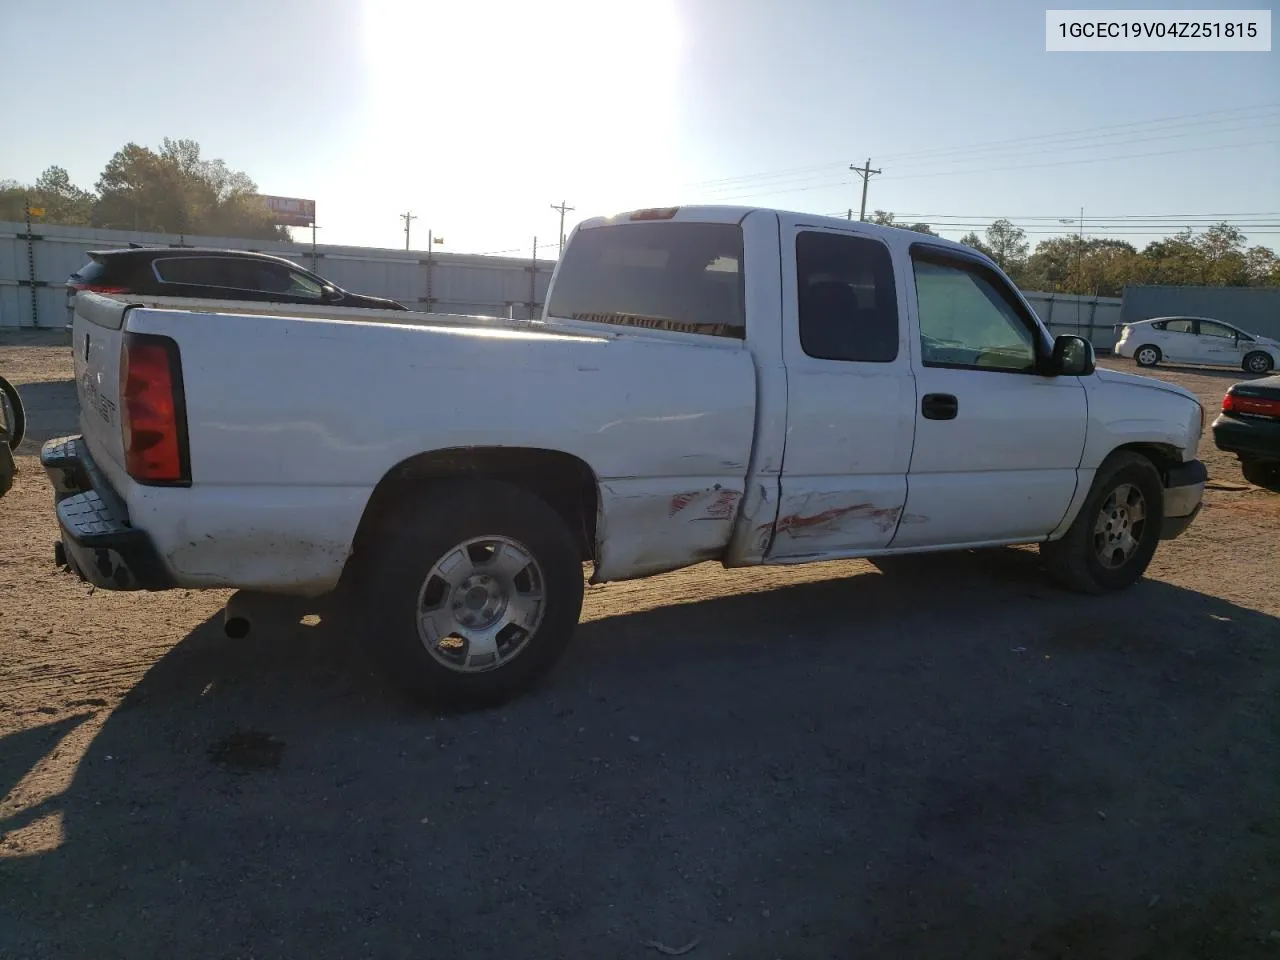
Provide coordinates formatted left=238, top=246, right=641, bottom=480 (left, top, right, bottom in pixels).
left=1115, top=316, right=1280, bottom=370
left=71, top=208, right=1206, bottom=597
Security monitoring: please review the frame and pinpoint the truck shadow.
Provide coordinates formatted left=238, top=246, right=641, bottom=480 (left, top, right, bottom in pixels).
left=9, top=378, right=78, bottom=455
left=2, top=549, right=1278, bottom=959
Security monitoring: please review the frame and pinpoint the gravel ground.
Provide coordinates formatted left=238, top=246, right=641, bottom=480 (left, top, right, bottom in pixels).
left=1, top=332, right=1278, bottom=959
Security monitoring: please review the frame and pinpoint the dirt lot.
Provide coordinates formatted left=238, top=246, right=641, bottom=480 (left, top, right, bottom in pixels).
left=2, top=331, right=1278, bottom=959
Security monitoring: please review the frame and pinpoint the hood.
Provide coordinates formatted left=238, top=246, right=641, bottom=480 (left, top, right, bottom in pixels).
left=1094, top=366, right=1200, bottom=405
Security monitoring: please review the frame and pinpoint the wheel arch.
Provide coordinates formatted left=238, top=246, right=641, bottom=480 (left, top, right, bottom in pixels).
left=1107, top=441, right=1182, bottom=484
left=1243, top=349, right=1275, bottom=373
left=1052, top=441, right=1183, bottom=541
left=343, top=446, right=601, bottom=585
left=1133, top=343, right=1162, bottom=365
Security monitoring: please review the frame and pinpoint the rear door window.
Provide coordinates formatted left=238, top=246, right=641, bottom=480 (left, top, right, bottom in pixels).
left=546, top=221, right=745, bottom=338
left=1162, top=319, right=1194, bottom=334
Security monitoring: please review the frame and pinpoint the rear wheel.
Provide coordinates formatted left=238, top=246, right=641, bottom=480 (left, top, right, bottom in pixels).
left=1241, top=459, right=1280, bottom=492
left=1134, top=345, right=1161, bottom=368
left=356, top=478, right=585, bottom=709
left=1039, top=451, right=1164, bottom=594
left=0, top=375, right=24, bottom=450
left=1243, top=351, right=1274, bottom=375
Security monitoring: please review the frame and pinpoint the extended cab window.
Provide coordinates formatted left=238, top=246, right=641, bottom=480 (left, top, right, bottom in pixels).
left=796, top=231, right=898, bottom=362
left=546, top=221, right=744, bottom=338
left=911, top=251, right=1040, bottom=373
left=1159, top=319, right=1194, bottom=333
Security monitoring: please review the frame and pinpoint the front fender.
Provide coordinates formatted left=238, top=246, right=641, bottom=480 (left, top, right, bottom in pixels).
left=1082, top=370, right=1203, bottom=469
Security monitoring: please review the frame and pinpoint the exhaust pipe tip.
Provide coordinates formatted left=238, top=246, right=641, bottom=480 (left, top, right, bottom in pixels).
left=224, top=616, right=251, bottom=640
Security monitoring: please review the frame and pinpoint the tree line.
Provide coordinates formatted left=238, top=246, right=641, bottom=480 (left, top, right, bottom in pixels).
left=869, top=210, right=1280, bottom=295
left=0, top=138, right=288, bottom=241
left=4, top=141, right=1278, bottom=290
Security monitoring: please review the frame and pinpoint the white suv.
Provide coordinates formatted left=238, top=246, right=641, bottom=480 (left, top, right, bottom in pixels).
left=1115, top=316, right=1279, bottom=375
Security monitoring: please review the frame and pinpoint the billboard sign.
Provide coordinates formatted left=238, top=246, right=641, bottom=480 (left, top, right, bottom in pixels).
left=262, top=195, right=316, bottom=226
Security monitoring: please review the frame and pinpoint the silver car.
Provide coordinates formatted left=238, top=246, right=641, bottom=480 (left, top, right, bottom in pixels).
left=1115, top=316, right=1279, bottom=374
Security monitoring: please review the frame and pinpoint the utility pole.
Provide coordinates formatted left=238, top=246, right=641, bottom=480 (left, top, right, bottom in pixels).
left=550, top=201, right=575, bottom=257
left=400, top=210, right=417, bottom=250
left=1059, top=208, right=1086, bottom=332
left=849, top=158, right=882, bottom=222
left=1076, top=206, right=1085, bottom=332
left=309, top=223, right=320, bottom=272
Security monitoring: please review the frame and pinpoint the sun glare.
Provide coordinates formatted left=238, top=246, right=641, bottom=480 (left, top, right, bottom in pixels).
left=359, top=0, right=686, bottom=236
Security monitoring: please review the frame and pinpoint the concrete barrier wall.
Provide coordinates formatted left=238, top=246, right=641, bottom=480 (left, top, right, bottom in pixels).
left=0, top=221, right=557, bottom=329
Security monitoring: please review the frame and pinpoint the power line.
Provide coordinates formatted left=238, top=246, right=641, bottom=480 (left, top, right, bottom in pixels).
left=877, top=102, right=1280, bottom=163
left=885, top=119, right=1280, bottom=172
left=694, top=127, right=1279, bottom=202
left=705, top=137, right=1280, bottom=200
left=668, top=101, right=1280, bottom=196
left=879, top=137, right=1280, bottom=181
left=891, top=212, right=1280, bottom=221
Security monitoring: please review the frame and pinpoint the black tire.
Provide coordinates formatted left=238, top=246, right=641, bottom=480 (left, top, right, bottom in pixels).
left=1240, top=459, right=1280, bottom=492
left=1039, top=451, right=1164, bottom=594
left=0, top=375, right=25, bottom=450
left=356, top=477, right=585, bottom=709
left=1134, top=345, right=1161, bottom=368
left=1243, top=351, right=1275, bottom=375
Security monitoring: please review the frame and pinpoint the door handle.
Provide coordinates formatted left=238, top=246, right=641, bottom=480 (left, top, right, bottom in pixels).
left=921, top=393, right=958, bottom=420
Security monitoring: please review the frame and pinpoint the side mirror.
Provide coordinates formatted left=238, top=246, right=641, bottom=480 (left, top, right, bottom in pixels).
left=320, top=285, right=344, bottom=303
left=1051, top=334, right=1095, bottom=377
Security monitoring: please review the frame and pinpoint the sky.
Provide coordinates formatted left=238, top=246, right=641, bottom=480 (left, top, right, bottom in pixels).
left=1, top=0, right=1277, bottom=257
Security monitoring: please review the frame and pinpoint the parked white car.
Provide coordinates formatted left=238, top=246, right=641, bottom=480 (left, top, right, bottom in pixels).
left=1115, top=316, right=1280, bottom=375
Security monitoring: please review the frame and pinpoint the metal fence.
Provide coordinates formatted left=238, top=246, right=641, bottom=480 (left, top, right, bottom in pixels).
left=1, top=220, right=1133, bottom=355
left=0, top=220, right=559, bottom=329
left=1023, top=292, right=1125, bottom=352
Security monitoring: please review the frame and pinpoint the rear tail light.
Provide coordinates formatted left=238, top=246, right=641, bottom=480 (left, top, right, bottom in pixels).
left=120, top=332, right=190, bottom=485
left=1223, top=390, right=1280, bottom=419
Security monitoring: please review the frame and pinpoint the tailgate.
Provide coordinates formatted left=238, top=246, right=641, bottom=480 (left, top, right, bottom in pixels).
left=71, top=292, right=130, bottom=472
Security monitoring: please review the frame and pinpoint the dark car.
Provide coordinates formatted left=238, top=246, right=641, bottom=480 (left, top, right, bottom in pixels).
left=1212, top=373, right=1280, bottom=491
left=66, top=247, right=408, bottom=313
left=1, top=373, right=23, bottom=499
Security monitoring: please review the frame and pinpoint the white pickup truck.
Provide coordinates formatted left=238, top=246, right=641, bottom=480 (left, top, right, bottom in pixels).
left=44, top=205, right=1208, bottom=707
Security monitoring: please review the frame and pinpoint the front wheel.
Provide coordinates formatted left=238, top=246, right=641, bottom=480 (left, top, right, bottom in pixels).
left=1134, top=345, right=1161, bottom=368
left=1039, top=451, right=1164, bottom=594
left=1241, top=459, right=1280, bottom=492
left=356, top=478, right=585, bottom=709
left=1243, top=351, right=1275, bottom=375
